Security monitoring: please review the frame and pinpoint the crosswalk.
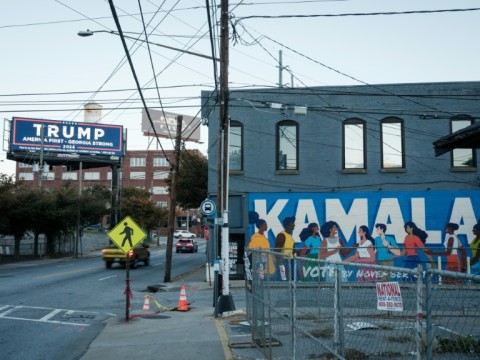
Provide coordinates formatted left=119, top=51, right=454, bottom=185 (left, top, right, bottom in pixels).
left=0, top=304, right=115, bottom=326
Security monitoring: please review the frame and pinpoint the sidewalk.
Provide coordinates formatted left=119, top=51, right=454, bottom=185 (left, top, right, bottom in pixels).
left=80, top=265, right=265, bottom=360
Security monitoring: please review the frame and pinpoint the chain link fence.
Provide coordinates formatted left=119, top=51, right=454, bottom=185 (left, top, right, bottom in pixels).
left=245, top=249, right=480, bottom=360
left=0, top=232, right=108, bottom=260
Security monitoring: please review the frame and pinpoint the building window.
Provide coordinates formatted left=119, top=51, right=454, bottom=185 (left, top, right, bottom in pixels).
left=130, top=171, right=146, bottom=180
left=130, top=157, right=146, bottom=167
left=451, top=116, right=476, bottom=168
left=276, top=120, right=298, bottom=170
left=19, top=163, right=31, bottom=168
left=43, top=172, right=55, bottom=180
left=153, top=171, right=169, bottom=180
left=62, top=172, right=77, bottom=180
left=156, top=201, right=168, bottom=208
left=152, top=186, right=169, bottom=195
left=343, top=118, right=366, bottom=170
left=84, top=172, right=100, bottom=180
left=229, top=121, right=243, bottom=171
left=153, top=157, right=168, bottom=167
left=380, top=117, right=405, bottom=169
left=19, top=173, right=34, bottom=180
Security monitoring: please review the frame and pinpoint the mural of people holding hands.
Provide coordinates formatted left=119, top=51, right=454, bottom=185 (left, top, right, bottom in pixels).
left=319, top=221, right=355, bottom=282
left=344, top=225, right=376, bottom=281
left=274, top=216, right=296, bottom=280
left=429, top=222, right=465, bottom=274
left=374, top=223, right=400, bottom=281
left=399, top=221, right=434, bottom=280
left=248, top=219, right=276, bottom=279
left=463, top=222, right=480, bottom=274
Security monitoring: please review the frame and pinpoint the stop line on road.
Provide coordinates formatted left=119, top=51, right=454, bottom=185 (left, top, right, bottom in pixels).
left=0, top=304, right=115, bottom=326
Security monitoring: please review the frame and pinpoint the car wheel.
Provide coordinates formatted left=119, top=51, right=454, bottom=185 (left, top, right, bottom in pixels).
left=144, top=257, right=150, bottom=266
left=195, top=247, right=198, bottom=253
left=105, top=261, right=112, bottom=269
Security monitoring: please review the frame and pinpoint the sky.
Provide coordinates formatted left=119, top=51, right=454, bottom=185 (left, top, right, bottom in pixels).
left=1, top=0, right=479, bottom=177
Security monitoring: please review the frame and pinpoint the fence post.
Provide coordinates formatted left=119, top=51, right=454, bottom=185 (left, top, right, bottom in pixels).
left=425, top=264, right=433, bottom=360
left=415, top=264, right=423, bottom=360
left=334, top=264, right=344, bottom=357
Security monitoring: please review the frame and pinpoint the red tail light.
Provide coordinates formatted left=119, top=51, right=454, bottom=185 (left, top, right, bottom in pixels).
left=128, top=249, right=134, bottom=256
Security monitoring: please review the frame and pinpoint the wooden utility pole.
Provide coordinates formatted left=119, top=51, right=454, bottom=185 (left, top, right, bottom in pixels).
left=215, top=0, right=235, bottom=314
left=164, top=115, right=183, bottom=282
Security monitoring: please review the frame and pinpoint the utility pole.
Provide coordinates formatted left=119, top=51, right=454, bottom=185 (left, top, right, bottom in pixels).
left=164, top=115, right=182, bottom=283
left=216, top=0, right=235, bottom=314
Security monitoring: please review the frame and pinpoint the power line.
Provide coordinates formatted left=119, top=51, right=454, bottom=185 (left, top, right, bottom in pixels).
left=235, top=7, right=480, bottom=22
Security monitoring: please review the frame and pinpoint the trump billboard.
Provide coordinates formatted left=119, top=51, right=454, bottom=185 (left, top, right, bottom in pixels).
left=10, top=117, right=124, bottom=156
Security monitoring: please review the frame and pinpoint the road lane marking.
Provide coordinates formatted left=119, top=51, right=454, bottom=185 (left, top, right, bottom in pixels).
left=0, top=305, right=21, bottom=317
left=39, top=309, right=63, bottom=321
left=1, top=315, right=90, bottom=326
left=35, top=265, right=103, bottom=279
left=0, top=304, right=117, bottom=327
left=99, top=275, right=117, bottom=281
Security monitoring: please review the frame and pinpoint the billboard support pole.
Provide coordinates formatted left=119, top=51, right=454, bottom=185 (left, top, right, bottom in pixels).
left=164, top=115, right=183, bottom=283
left=38, top=124, right=44, bottom=189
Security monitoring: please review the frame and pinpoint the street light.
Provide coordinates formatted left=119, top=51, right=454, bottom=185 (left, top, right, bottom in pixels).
left=77, top=29, right=220, bottom=62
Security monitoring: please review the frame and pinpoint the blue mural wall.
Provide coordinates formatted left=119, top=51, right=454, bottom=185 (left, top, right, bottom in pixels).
left=248, top=190, right=480, bottom=273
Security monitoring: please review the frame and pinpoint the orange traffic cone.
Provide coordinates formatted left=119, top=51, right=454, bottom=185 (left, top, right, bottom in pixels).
left=143, top=295, right=150, bottom=311
left=177, top=284, right=189, bottom=311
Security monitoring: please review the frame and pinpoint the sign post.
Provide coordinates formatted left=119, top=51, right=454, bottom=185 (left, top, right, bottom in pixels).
left=108, top=216, right=147, bottom=321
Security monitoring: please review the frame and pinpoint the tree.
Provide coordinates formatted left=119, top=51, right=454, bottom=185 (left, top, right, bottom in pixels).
left=120, top=187, right=167, bottom=240
left=80, top=184, right=112, bottom=226
left=165, top=149, right=208, bottom=208
left=36, top=185, right=78, bottom=256
left=0, top=176, right=35, bottom=258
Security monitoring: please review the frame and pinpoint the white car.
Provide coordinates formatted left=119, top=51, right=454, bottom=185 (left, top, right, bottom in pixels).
left=173, top=230, right=196, bottom=238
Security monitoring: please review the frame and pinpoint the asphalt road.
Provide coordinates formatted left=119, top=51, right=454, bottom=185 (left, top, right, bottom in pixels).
left=0, top=239, right=207, bottom=360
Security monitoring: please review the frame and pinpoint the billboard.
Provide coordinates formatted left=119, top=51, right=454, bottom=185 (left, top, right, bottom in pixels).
left=10, top=117, right=124, bottom=156
left=248, top=190, right=480, bottom=248
left=141, top=109, right=200, bottom=142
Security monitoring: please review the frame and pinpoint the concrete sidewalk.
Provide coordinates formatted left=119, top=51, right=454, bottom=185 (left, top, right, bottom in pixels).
left=80, top=265, right=264, bottom=360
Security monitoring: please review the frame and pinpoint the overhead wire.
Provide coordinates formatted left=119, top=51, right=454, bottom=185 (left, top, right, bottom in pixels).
left=137, top=0, right=175, bottom=145
left=107, top=0, right=173, bottom=166
left=235, top=7, right=480, bottom=22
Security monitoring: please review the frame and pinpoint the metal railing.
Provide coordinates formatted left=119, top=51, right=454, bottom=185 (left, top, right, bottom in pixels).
left=245, top=250, right=480, bottom=360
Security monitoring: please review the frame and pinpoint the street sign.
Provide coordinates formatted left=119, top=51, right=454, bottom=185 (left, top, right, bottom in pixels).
left=200, top=199, right=216, bottom=216
left=107, top=216, right=147, bottom=253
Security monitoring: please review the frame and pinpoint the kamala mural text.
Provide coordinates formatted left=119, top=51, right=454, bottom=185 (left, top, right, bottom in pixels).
left=249, top=190, right=480, bottom=247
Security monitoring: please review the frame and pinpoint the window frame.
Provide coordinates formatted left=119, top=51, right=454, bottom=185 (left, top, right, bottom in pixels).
left=342, top=118, right=367, bottom=172
left=229, top=120, right=243, bottom=173
left=276, top=120, right=299, bottom=173
left=130, top=157, right=146, bottom=167
left=380, top=117, right=405, bottom=172
left=153, top=157, right=168, bottom=167
left=450, top=115, right=476, bottom=170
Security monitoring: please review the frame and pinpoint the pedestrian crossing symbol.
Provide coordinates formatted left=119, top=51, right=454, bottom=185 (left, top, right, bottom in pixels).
left=108, top=216, right=147, bottom=253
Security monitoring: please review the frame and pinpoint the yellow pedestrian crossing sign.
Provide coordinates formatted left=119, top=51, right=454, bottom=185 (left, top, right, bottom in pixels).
left=108, top=216, right=147, bottom=253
